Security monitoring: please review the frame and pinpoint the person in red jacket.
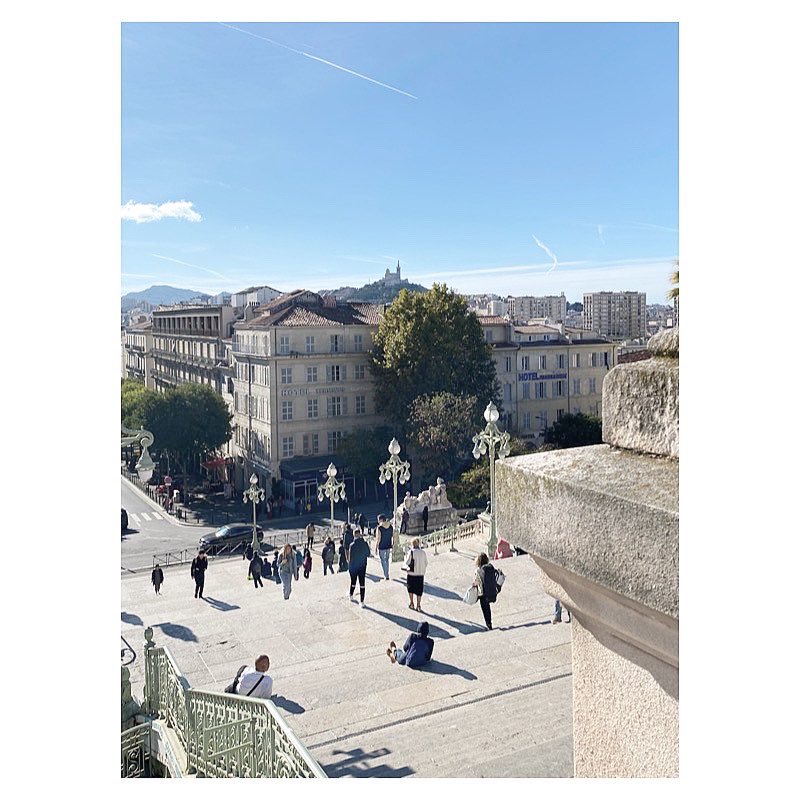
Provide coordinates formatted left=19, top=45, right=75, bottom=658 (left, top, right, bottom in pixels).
left=494, top=538, right=514, bottom=560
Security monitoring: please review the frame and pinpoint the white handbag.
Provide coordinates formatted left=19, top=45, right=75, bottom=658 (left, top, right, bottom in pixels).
left=463, top=585, right=478, bottom=605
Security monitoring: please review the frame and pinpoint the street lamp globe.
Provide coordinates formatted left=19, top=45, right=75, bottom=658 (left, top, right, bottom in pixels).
left=485, top=402, right=500, bottom=424
left=249, top=473, right=258, bottom=486
left=388, top=438, right=401, bottom=456
left=326, top=463, right=337, bottom=479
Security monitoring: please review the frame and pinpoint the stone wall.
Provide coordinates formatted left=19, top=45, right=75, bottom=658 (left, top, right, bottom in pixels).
left=495, top=328, right=679, bottom=777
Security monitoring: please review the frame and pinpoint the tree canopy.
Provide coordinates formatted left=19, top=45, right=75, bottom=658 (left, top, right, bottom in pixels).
left=370, top=284, right=499, bottom=430
left=408, top=392, right=478, bottom=484
left=544, top=412, right=602, bottom=449
left=334, top=425, right=396, bottom=483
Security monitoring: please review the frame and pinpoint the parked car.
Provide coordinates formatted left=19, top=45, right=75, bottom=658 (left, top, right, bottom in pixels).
left=199, top=523, right=267, bottom=555
left=121, top=508, right=129, bottom=531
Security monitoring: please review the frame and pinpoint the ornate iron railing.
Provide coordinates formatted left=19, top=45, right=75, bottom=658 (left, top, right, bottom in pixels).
left=418, top=517, right=484, bottom=554
left=142, top=629, right=325, bottom=778
left=121, top=722, right=151, bottom=778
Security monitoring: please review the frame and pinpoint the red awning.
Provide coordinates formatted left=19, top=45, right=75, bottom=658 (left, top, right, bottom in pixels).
left=201, top=457, right=226, bottom=470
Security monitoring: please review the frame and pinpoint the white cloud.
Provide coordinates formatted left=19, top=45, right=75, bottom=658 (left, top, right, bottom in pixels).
left=121, top=200, right=203, bottom=224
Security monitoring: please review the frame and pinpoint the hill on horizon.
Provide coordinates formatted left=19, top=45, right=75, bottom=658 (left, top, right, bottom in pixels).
left=322, top=278, right=428, bottom=304
left=122, top=284, right=212, bottom=310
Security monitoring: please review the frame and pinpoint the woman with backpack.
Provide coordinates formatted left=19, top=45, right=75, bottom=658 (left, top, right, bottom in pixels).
left=278, top=543, right=297, bottom=600
left=302, top=547, right=313, bottom=578
left=473, top=552, right=498, bottom=630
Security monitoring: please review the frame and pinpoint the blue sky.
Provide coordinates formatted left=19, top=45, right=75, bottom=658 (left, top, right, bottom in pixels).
left=122, top=21, right=678, bottom=303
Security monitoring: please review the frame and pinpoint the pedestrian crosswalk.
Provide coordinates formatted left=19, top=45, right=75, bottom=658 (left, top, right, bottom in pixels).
left=128, top=511, right=166, bottom=525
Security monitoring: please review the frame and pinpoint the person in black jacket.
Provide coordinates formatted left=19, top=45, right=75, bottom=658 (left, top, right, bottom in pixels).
left=191, top=550, right=209, bottom=599
left=421, top=505, right=429, bottom=534
left=321, top=538, right=336, bottom=576
left=472, top=552, right=498, bottom=630
left=151, top=564, right=164, bottom=595
left=249, top=552, right=264, bottom=588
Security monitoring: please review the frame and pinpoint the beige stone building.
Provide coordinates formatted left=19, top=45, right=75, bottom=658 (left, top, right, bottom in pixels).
left=231, top=291, right=384, bottom=501
left=150, top=304, right=240, bottom=395
left=582, top=291, right=647, bottom=340
left=479, top=317, right=616, bottom=442
left=122, top=320, right=154, bottom=386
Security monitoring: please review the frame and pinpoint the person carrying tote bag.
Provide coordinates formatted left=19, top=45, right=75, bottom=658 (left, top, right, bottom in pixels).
left=473, top=552, right=498, bottom=630
left=403, top=538, right=428, bottom=612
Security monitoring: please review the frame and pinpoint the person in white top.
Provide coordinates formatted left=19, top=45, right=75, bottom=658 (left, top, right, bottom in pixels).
left=236, top=655, right=274, bottom=699
left=403, top=538, right=429, bottom=612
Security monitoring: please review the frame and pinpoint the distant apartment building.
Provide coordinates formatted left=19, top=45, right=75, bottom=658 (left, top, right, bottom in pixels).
left=508, top=293, right=567, bottom=324
left=122, top=320, right=154, bottom=387
left=231, top=285, right=282, bottom=309
left=150, top=304, right=240, bottom=396
left=582, top=291, right=647, bottom=340
left=230, top=291, right=385, bottom=500
left=479, top=317, right=616, bottom=442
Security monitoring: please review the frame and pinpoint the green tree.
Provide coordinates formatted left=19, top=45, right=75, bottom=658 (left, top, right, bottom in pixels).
left=408, top=392, right=478, bottom=484
left=121, top=378, right=153, bottom=426
left=335, top=425, right=395, bottom=484
left=370, top=284, right=499, bottom=430
left=544, top=412, right=602, bottom=449
left=447, top=437, right=531, bottom=509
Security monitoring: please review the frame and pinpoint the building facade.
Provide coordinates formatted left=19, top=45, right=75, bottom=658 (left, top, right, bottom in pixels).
left=150, top=304, right=240, bottom=395
left=230, top=291, right=384, bottom=501
left=508, top=293, right=567, bottom=324
left=122, top=320, right=154, bottom=387
left=231, top=285, right=282, bottom=309
left=479, top=317, right=616, bottom=443
left=582, top=291, right=647, bottom=340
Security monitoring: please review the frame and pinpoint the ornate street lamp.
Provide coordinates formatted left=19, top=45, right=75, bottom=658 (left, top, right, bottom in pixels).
left=121, top=424, right=155, bottom=483
left=378, top=438, right=411, bottom=562
left=317, top=463, right=346, bottom=538
left=243, top=473, right=265, bottom=553
left=472, top=401, right=511, bottom=554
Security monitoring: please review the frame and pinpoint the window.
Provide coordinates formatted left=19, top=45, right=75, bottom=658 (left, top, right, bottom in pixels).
left=279, top=335, right=290, bottom=355
left=504, top=383, right=512, bottom=402
left=557, top=409, right=566, bottom=422
left=486, top=329, right=494, bottom=342
left=306, top=366, right=318, bottom=383
left=327, top=396, right=344, bottom=416
left=328, top=365, right=342, bottom=382
left=536, top=382, right=546, bottom=399
left=557, top=354, right=566, bottom=369
left=327, top=431, right=343, bottom=453
left=281, top=401, right=293, bottom=421
left=280, top=367, right=292, bottom=385
left=521, top=356, right=530, bottom=371
left=302, top=433, right=320, bottom=455
left=572, top=404, right=581, bottom=415
left=538, top=410, right=548, bottom=430
left=307, top=398, right=318, bottom=419
left=305, top=336, right=315, bottom=354
left=354, top=364, right=366, bottom=380
left=355, top=395, right=366, bottom=415
left=554, top=380, right=565, bottom=397
left=282, top=436, right=294, bottom=458
left=522, top=382, right=531, bottom=400
left=538, top=355, right=547, bottom=370
left=573, top=379, right=581, bottom=395
left=353, top=334, right=363, bottom=352
left=589, top=378, right=597, bottom=394
left=591, top=352, right=600, bottom=367
left=522, top=411, right=531, bottom=429
left=330, top=335, right=341, bottom=353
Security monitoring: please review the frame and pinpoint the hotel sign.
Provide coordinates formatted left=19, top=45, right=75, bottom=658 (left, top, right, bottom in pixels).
left=517, top=372, right=567, bottom=382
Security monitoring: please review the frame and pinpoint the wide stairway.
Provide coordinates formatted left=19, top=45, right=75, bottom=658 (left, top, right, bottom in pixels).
left=122, top=533, right=574, bottom=777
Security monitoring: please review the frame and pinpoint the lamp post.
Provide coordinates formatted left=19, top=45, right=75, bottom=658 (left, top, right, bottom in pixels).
left=472, top=401, right=511, bottom=554
left=121, top=424, right=155, bottom=483
left=317, top=463, right=346, bottom=538
left=378, top=437, right=411, bottom=562
left=243, top=473, right=265, bottom=553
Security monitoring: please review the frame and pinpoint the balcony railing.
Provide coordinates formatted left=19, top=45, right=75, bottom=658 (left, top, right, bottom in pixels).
left=142, top=631, right=326, bottom=778
left=232, top=342, right=270, bottom=356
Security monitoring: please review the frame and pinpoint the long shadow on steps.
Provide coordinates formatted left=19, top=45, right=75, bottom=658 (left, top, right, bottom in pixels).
left=363, top=607, right=453, bottom=639
left=324, top=746, right=415, bottom=778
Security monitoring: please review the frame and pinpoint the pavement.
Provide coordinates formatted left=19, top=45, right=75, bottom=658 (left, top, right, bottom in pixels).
left=121, top=534, right=575, bottom=778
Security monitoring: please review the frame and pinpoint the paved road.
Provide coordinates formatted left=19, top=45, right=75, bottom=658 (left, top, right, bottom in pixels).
left=121, top=478, right=217, bottom=572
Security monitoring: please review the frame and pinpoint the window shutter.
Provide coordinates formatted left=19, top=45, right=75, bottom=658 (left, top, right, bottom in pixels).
left=326, top=397, right=332, bottom=417
left=342, top=396, right=348, bottom=415
left=342, top=365, right=347, bottom=380
left=326, top=365, right=332, bottom=383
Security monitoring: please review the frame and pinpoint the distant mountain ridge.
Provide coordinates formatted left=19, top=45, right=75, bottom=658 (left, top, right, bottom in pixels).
left=122, top=285, right=212, bottom=310
left=320, top=278, right=428, bottom=304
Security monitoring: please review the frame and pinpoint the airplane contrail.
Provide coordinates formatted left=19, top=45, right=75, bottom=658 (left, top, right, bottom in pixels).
left=151, top=254, right=227, bottom=279
left=532, top=234, right=559, bottom=274
left=219, top=22, right=418, bottom=100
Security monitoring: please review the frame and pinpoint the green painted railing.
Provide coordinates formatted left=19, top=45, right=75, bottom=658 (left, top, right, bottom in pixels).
left=121, top=722, right=151, bottom=777
left=142, top=629, right=326, bottom=778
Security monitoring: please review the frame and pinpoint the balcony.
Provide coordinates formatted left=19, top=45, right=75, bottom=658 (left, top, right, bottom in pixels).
left=232, top=342, right=270, bottom=356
